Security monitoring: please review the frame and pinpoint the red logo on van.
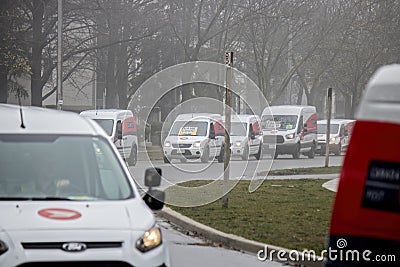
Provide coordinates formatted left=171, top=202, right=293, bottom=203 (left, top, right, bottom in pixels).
left=38, top=208, right=81, bottom=220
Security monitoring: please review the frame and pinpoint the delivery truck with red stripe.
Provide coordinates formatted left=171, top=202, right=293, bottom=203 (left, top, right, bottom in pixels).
left=326, top=64, right=400, bottom=266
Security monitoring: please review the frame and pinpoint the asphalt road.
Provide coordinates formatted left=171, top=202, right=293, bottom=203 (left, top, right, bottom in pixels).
left=129, top=154, right=343, bottom=267
left=129, top=154, right=344, bottom=189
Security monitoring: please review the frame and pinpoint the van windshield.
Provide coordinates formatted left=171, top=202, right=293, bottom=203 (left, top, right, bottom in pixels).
left=0, top=135, right=134, bottom=201
left=170, top=121, right=208, bottom=136
left=230, top=122, right=247, bottom=136
left=318, top=124, right=340, bottom=134
left=93, top=119, right=114, bottom=136
left=261, top=115, right=298, bottom=130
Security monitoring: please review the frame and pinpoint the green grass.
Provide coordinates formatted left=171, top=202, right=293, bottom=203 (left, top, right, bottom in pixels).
left=166, top=179, right=335, bottom=253
left=258, top=166, right=341, bottom=176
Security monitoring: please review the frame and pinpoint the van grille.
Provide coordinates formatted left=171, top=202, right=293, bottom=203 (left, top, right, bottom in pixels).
left=263, top=135, right=284, bottom=143
left=22, top=242, right=123, bottom=250
left=17, top=262, right=133, bottom=267
left=172, top=143, right=192, bottom=148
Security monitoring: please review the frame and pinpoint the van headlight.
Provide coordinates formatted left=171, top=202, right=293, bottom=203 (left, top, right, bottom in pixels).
left=285, top=133, right=295, bottom=139
left=234, top=141, right=242, bottom=147
left=164, top=141, right=171, bottom=147
left=193, top=141, right=201, bottom=148
left=136, top=227, right=162, bottom=252
left=330, top=137, right=337, bottom=143
left=0, top=240, right=8, bottom=255
left=257, top=135, right=263, bottom=141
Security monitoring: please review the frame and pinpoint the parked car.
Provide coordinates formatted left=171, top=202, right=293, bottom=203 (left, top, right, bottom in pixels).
left=224, top=114, right=263, bottom=160
left=0, top=104, right=170, bottom=267
left=261, top=105, right=318, bottom=159
left=327, top=64, right=400, bottom=266
left=317, top=119, right=355, bottom=155
left=80, top=109, right=138, bottom=166
left=163, top=113, right=225, bottom=163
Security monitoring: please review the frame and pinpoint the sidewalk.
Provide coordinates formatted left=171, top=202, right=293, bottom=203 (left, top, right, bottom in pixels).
left=157, top=175, right=340, bottom=267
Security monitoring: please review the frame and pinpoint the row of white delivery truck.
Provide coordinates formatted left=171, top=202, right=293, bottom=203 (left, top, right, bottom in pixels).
left=78, top=106, right=355, bottom=164
left=162, top=106, right=355, bottom=163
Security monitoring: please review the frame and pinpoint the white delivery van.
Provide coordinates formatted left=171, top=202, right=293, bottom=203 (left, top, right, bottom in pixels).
left=225, top=114, right=263, bottom=160
left=261, top=105, right=318, bottom=159
left=0, top=104, right=169, bottom=267
left=163, top=113, right=225, bottom=163
left=317, top=119, right=356, bottom=155
left=80, top=109, right=138, bottom=166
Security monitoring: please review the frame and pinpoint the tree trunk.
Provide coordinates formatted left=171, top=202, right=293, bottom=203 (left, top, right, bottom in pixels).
left=95, top=11, right=107, bottom=109
left=344, top=93, right=352, bottom=119
left=116, top=25, right=128, bottom=109
left=0, top=66, right=7, bottom=103
left=30, top=0, right=44, bottom=107
left=105, top=1, right=118, bottom=108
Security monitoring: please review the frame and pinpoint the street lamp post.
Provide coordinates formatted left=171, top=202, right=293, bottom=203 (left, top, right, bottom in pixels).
left=56, top=0, right=63, bottom=110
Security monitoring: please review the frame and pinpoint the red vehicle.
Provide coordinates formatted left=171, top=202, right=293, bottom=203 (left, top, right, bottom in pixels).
left=327, top=65, right=400, bottom=266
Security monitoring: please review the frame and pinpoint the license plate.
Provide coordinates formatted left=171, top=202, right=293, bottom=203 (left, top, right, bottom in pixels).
left=176, top=149, right=184, bottom=154
left=268, top=144, right=275, bottom=149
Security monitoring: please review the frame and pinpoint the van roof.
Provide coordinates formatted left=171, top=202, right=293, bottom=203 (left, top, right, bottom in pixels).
left=0, top=104, right=105, bottom=136
left=175, top=113, right=222, bottom=121
left=356, top=64, right=400, bottom=125
left=224, top=114, right=260, bottom=123
left=262, top=105, right=316, bottom=116
left=317, top=119, right=355, bottom=125
left=80, top=109, right=133, bottom=120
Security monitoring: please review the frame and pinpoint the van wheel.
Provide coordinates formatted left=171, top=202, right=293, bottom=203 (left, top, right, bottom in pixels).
left=292, top=144, right=300, bottom=159
left=128, top=146, right=137, bottom=166
left=334, top=143, right=342, bottom=156
left=217, top=146, right=224, bottom=163
left=255, top=144, right=263, bottom=160
left=163, top=156, right=170, bottom=164
left=307, top=144, right=315, bottom=159
left=241, top=146, right=249, bottom=160
left=201, top=146, right=209, bottom=163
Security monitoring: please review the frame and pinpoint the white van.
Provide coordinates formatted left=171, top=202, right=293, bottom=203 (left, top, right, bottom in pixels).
left=225, top=114, right=263, bottom=160
left=0, top=104, right=169, bottom=267
left=316, top=119, right=355, bottom=155
left=261, top=105, right=318, bottom=159
left=80, top=109, right=138, bottom=166
left=163, top=113, right=225, bottom=163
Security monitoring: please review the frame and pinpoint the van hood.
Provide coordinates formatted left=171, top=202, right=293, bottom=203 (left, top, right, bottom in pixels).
left=229, top=136, right=246, bottom=143
left=317, top=133, right=337, bottom=141
left=165, top=135, right=208, bottom=144
left=0, top=200, right=154, bottom=232
left=263, top=129, right=295, bottom=135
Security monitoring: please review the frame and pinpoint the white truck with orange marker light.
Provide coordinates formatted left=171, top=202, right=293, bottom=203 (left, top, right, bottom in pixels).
left=261, top=105, right=318, bottom=159
left=326, top=64, right=400, bottom=267
left=80, top=109, right=138, bottom=166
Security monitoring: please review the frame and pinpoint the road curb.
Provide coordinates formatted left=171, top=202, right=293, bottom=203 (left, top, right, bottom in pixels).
left=159, top=207, right=326, bottom=267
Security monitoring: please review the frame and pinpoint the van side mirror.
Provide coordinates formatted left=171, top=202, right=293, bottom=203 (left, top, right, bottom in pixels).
left=143, top=190, right=165, bottom=211
left=145, top=167, right=162, bottom=187
left=249, top=124, right=255, bottom=139
left=116, top=121, right=123, bottom=140
left=143, top=168, right=165, bottom=210
left=209, top=123, right=215, bottom=139
left=344, top=130, right=349, bottom=136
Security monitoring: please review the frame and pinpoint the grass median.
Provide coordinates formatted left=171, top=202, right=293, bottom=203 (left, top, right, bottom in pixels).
left=259, top=166, right=341, bottom=176
left=166, top=179, right=335, bottom=253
